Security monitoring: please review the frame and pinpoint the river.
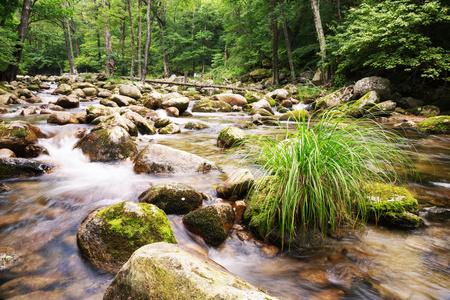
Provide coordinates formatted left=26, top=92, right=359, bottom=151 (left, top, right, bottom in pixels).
left=0, top=83, right=449, bottom=299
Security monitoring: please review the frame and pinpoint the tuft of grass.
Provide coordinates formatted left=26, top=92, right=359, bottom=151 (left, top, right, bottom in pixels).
left=244, top=111, right=414, bottom=247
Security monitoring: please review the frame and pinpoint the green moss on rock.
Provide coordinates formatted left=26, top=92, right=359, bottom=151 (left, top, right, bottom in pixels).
left=217, top=126, right=245, bottom=148
left=415, top=116, right=450, bottom=134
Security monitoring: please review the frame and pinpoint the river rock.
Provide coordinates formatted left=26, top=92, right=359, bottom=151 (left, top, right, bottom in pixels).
left=0, top=157, right=52, bottom=179
left=143, top=91, right=163, bottom=109
left=0, top=121, right=39, bottom=157
left=252, top=114, right=279, bottom=126
left=110, top=94, right=136, bottom=107
left=72, top=88, right=86, bottom=98
left=82, top=87, right=98, bottom=97
left=346, top=91, right=380, bottom=117
left=0, top=246, right=19, bottom=271
left=408, top=105, right=440, bottom=117
left=184, top=121, right=209, bottom=130
left=244, top=91, right=272, bottom=104
left=267, top=88, right=289, bottom=101
left=154, top=117, right=172, bottom=128
left=39, top=82, right=50, bottom=89
left=47, top=112, right=79, bottom=125
left=0, top=94, right=13, bottom=105
left=0, top=148, right=16, bottom=158
left=192, top=99, right=232, bottom=112
left=52, top=83, right=72, bottom=95
left=161, top=96, right=190, bottom=114
left=366, top=182, right=424, bottom=229
left=98, top=89, right=113, bottom=98
left=217, top=126, right=245, bottom=148
left=85, top=104, right=121, bottom=123
left=165, top=106, right=180, bottom=117
left=25, top=96, right=42, bottom=103
left=77, top=201, right=176, bottom=274
left=139, top=182, right=203, bottom=214
left=100, top=99, right=119, bottom=107
left=74, top=126, right=137, bottom=162
left=250, top=99, right=274, bottom=115
left=278, top=109, right=310, bottom=121
left=48, top=103, right=65, bottom=111
left=119, top=84, right=142, bottom=99
left=315, top=88, right=353, bottom=110
left=216, top=169, right=255, bottom=199
left=354, top=76, right=391, bottom=101
left=214, top=93, right=247, bottom=106
left=103, top=242, right=277, bottom=300
left=20, top=106, right=39, bottom=116
left=415, top=116, right=450, bottom=134
left=16, top=88, right=33, bottom=98
left=127, top=105, right=151, bottom=116
left=100, top=113, right=138, bottom=136
left=397, top=97, right=424, bottom=109
left=183, top=203, right=235, bottom=246
left=159, top=123, right=181, bottom=134
left=121, top=110, right=156, bottom=135
left=134, top=144, right=217, bottom=174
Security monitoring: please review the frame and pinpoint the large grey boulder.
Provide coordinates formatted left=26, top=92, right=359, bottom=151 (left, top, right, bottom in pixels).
left=119, top=84, right=142, bottom=99
left=217, top=126, right=245, bottom=148
left=51, top=83, right=72, bottom=95
left=214, top=93, right=247, bottom=106
left=86, top=104, right=121, bottom=123
left=250, top=99, right=274, bottom=115
left=139, top=182, right=203, bottom=214
left=100, top=113, right=138, bottom=136
left=121, top=110, right=156, bottom=135
left=134, top=144, right=217, bottom=174
left=161, top=96, right=190, bottom=114
left=315, top=88, right=353, bottom=110
left=77, top=202, right=176, bottom=274
left=74, top=126, right=137, bottom=162
left=103, top=242, right=277, bottom=300
left=110, top=94, right=136, bottom=107
left=216, top=169, right=255, bottom=199
left=354, top=76, right=391, bottom=101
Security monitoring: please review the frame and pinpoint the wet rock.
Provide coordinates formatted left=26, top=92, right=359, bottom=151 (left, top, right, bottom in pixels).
left=421, top=207, right=450, bottom=222
left=250, top=99, right=274, bottom=115
left=261, top=245, right=280, bottom=257
left=159, top=123, right=181, bottom=134
left=0, top=93, right=14, bottom=105
left=16, top=88, right=33, bottom=98
left=77, top=201, right=176, bottom=273
left=98, top=89, right=113, bottom=98
left=39, top=82, right=50, bottom=89
left=127, top=105, right=150, bottom=116
left=134, top=144, right=217, bottom=174
left=341, top=247, right=371, bottom=263
left=19, top=106, right=39, bottom=116
left=280, top=99, right=293, bottom=108
left=234, top=200, right=246, bottom=223
left=315, top=88, right=353, bottom=110
left=354, top=76, right=391, bottom=101
left=249, top=108, right=274, bottom=116
left=143, top=91, right=163, bottom=109
left=75, top=111, right=87, bottom=123
left=244, top=91, right=273, bottom=104
left=48, top=103, right=65, bottom=111
left=252, top=114, right=280, bottom=126
left=0, top=273, right=68, bottom=298
left=345, top=91, right=380, bottom=117
left=267, top=88, right=289, bottom=101
left=0, top=157, right=52, bottom=179
left=192, top=99, right=232, bottom=113
left=139, top=182, right=203, bottom=214
left=153, top=117, right=172, bottom=128
left=85, top=104, right=121, bottom=123
left=119, top=84, right=142, bottom=99
left=366, top=182, right=425, bottom=229
left=0, top=121, right=40, bottom=157
left=278, top=109, right=310, bottom=121
left=298, top=268, right=330, bottom=286
left=52, top=83, right=72, bottom=95
left=161, top=96, right=190, bottom=114
left=82, top=87, right=97, bottom=97
left=184, top=121, right=209, bottom=130
left=0, top=107, right=9, bottom=114
left=214, top=93, right=247, bottom=106
left=235, top=230, right=252, bottom=242
left=183, top=203, right=235, bottom=246
left=121, top=110, right=156, bottom=135
left=0, top=182, right=12, bottom=193
left=100, top=98, right=119, bottom=107
left=47, top=112, right=79, bottom=125
left=216, top=169, right=254, bottom=199
left=217, top=126, right=245, bottom=148
left=103, top=242, right=277, bottom=300
left=415, top=116, right=450, bottom=134
left=165, top=106, right=179, bottom=117
left=0, top=246, right=19, bottom=271
left=408, top=105, right=440, bottom=117
left=72, top=88, right=86, bottom=98
left=25, top=96, right=42, bottom=104
left=310, top=289, right=345, bottom=300
left=397, top=97, right=424, bottom=109
left=110, top=94, right=136, bottom=107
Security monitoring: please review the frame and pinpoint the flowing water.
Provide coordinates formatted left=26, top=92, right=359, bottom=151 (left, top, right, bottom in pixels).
left=0, top=85, right=449, bottom=299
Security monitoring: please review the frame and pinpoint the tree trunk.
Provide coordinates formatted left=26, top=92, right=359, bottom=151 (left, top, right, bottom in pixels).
left=156, top=9, right=169, bottom=77
left=66, top=19, right=77, bottom=74
left=127, top=0, right=136, bottom=80
left=0, top=0, right=33, bottom=81
left=102, top=0, right=114, bottom=76
left=191, top=7, right=196, bottom=74
left=138, top=0, right=142, bottom=79
left=70, top=18, right=80, bottom=57
left=271, top=0, right=279, bottom=85
left=141, top=0, right=152, bottom=83
left=116, top=22, right=126, bottom=58
left=281, top=7, right=295, bottom=80
left=311, top=0, right=327, bottom=80
left=94, top=0, right=102, bottom=61
left=202, top=11, right=208, bottom=74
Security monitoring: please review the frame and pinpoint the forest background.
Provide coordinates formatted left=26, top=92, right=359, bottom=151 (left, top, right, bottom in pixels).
left=1, top=0, right=449, bottom=90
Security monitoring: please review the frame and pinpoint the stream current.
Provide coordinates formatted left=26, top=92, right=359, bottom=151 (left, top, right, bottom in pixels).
left=0, top=84, right=449, bottom=299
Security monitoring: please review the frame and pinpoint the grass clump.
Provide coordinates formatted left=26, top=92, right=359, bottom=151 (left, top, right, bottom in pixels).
left=245, top=111, right=413, bottom=247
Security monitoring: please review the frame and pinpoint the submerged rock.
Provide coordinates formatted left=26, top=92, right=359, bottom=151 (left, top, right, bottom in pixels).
left=139, top=182, right=203, bottom=214
left=77, top=201, right=176, bottom=274
left=217, top=126, right=245, bottom=148
left=158, top=123, right=181, bottom=134
left=366, top=182, right=424, bottom=229
left=184, top=121, right=209, bottom=130
left=216, top=169, right=255, bottom=199
left=0, top=157, right=52, bottom=179
left=103, top=242, right=277, bottom=300
left=47, top=112, right=79, bottom=125
left=134, top=144, right=217, bottom=174
left=74, top=126, right=137, bottom=162
left=183, top=203, right=235, bottom=246
left=415, top=116, right=450, bottom=134
left=0, top=247, right=19, bottom=271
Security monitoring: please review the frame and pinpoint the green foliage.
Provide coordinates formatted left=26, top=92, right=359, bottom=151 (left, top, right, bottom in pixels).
left=245, top=111, right=414, bottom=247
left=0, top=27, right=19, bottom=71
left=329, top=0, right=450, bottom=80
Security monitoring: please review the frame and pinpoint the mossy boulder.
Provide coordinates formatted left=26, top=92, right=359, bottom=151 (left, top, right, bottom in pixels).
left=345, top=91, right=380, bottom=118
left=82, top=87, right=98, bottom=97
left=192, top=99, right=232, bottom=113
left=216, top=169, right=255, bottom=199
left=278, top=109, right=310, bottom=121
left=408, top=105, right=440, bottom=117
left=415, top=116, right=450, bottom=134
left=250, top=99, right=274, bottom=115
left=154, top=117, right=172, bottom=128
left=0, top=121, right=40, bottom=157
left=142, top=91, right=163, bottom=109
left=183, top=203, right=235, bottom=246
left=110, top=94, right=136, bottom=107
left=314, top=88, right=352, bottom=110
left=121, top=110, right=156, bottom=135
left=161, top=97, right=190, bottom=114
left=245, top=91, right=274, bottom=104
left=139, top=182, right=203, bottom=214
left=119, top=84, right=142, bottom=99
left=366, top=183, right=424, bottom=229
left=85, top=104, right=121, bottom=124
left=184, top=121, right=209, bottom=130
left=158, top=123, right=181, bottom=134
left=134, top=144, right=218, bottom=174
left=103, top=242, right=278, bottom=300
left=217, top=126, right=245, bottom=148
left=74, top=126, right=138, bottom=162
left=47, top=112, right=79, bottom=125
left=98, top=113, right=138, bottom=136
left=100, top=99, right=119, bottom=107
left=0, top=157, right=52, bottom=179
left=248, top=68, right=272, bottom=82
left=51, top=83, right=72, bottom=95
left=76, top=201, right=176, bottom=274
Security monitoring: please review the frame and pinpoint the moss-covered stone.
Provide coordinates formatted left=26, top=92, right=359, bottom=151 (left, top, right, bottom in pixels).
left=192, top=99, right=232, bottom=113
left=77, top=201, right=176, bottom=273
left=278, top=109, right=310, bottom=121
left=366, top=182, right=424, bottom=229
left=184, top=121, right=209, bottom=130
left=408, top=105, right=440, bottom=117
left=217, top=126, right=245, bottom=148
left=85, top=104, right=121, bottom=124
left=415, top=116, right=450, bottom=134
left=159, top=123, right=181, bottom=134
left=345, top=91, right=380, bottom=118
